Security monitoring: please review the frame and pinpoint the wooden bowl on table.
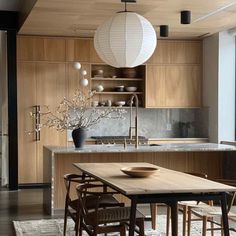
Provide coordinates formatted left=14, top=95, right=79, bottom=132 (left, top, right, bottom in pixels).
left=120, top=166, right=159, bottom=177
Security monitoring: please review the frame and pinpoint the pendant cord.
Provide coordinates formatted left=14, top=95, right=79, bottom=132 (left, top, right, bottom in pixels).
left=125, top=2, right=127, bottom=12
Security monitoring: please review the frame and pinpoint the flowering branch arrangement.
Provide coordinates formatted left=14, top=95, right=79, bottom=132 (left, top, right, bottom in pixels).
left=31, top=90, right=126, bottom=131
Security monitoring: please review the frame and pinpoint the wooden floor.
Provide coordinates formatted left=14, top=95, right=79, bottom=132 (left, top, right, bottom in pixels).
left=1, top=188, right=236, bottom=236
left=0, top=188, right=52, bottom=235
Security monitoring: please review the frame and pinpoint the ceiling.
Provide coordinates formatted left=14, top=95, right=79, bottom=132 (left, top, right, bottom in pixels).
left=18, top=0, right=236, bottom=39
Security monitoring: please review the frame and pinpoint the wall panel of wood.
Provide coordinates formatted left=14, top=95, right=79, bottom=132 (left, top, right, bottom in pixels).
left=17, top=62, right=37, bottom=183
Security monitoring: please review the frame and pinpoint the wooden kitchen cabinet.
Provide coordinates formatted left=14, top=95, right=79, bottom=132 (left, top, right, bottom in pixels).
left=17, top=61, right=67, bottom=184
left=17, top=62, right=37, bottom=183
left=146, top=65, right=165, bottom=107
left=147, top=40, right=202, bottom=64
left=146, top=65, right=202, bottom=108
left=165, top=65, right=201, bottom=107
left=146, top=40, right=202, bottom=108
left=66, top=38, right=91, bottom=62
left=17, top=36, right=66, bottom=62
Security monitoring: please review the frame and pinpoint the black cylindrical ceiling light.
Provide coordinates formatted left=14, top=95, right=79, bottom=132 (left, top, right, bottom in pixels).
left=160, top=25, right=169, bottom=37
left=181, top=10, right=191, bottom=24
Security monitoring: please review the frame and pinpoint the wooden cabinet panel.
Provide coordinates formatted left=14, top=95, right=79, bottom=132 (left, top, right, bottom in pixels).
left=147, top=41, right=170, bottom=64
left=67, top=63, right=91, bottom=99
left=43, top=38, right=66, bottom=61
left=147, top=40, right=202, bottom=64
left=146, top=65, right=165, bottom=107
left=17, top=37, right=44, bottom=61
left=169, top=41, right=202, bottom=64
left=165, top=65, right=201, bottom=107
left=17, top=62, right=37, bottom=183
left=146, top=65, right=201, bottom=108
left=66, top=39, right=90, bottom=62
left=17, top=36, right=66, bottom=61
left=36, top=63, right=67, bottom=182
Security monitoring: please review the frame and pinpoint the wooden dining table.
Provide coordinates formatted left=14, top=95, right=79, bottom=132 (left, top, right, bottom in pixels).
left=73, top=162, right=236, bottom=236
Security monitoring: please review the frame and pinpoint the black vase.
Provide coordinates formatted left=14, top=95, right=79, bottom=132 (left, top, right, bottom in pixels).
left=72, top=128, right=87, bottom=148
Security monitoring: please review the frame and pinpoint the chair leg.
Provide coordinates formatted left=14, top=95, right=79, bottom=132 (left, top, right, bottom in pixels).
left=136, top=218, right=145, bottom=236
left=221, top=217, right=224, bottom=236
left=166, top=205, right=171, bottom=236
left=202, top=216, right=207, bottom=236
left=210, top=217, right=214, bottom=236
left=182, top=205, right=187, bottom=236
left=120, top=224, right=126, bottom=236
left=63, top=208, right=68, bottom=236
left=79, top=215, right=83, bottom=236
left=150, top=203, right=157, bottom=230
left=187, top=207, right=192, bottom=236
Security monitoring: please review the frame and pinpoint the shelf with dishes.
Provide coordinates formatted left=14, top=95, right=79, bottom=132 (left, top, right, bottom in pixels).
left=90, top=64, right=145, bottom=108
left=94, top=91, right=143, bottom=95
left=91, top=77, right=143, bottom=81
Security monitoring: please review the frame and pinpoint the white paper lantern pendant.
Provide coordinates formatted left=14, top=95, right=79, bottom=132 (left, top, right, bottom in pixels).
left=94, top=5, right=157, bottom=68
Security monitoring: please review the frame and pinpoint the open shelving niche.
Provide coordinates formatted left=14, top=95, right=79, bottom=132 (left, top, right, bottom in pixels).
left=90, top=64, right=146, bottom=108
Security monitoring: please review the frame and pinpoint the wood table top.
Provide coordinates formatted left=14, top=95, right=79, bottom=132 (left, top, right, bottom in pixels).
left=74, top=162, right=236, bottom=196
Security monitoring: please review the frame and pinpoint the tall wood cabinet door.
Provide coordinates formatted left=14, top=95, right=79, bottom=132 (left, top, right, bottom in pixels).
left=66, top=39, right=90, bottom=62
left=17, top=62, right=37, bottom=183
left=36, top=63, right=67, bottom=183
left=145, top=65, right=166, bottom=107
left=67, top=63, right=91, bottom=99
left=165, top=65, right=201, bottom=107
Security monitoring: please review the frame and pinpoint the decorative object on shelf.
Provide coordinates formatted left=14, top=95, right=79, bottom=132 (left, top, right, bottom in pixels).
left=30, top=90, right=126, bottom=148
left=94, top=0, right=156, bottom=68
left=181, top=10, right=191, bottom=24
left=107, top=100, right=112, bottom=107
left=160, top=25, right=169, bottom=37
left=125, top=86, right=137, bottom=92
left=95, top=84, right=104, bottom=92
left=122, top=68, right=137, bottom=78
left=115, top=85, right=125, bottom=92
left=93, top=69, right=104, bottom=78
left=115, top=101, right=126, bottom=107
left=92, top=100, right=99, bottom=107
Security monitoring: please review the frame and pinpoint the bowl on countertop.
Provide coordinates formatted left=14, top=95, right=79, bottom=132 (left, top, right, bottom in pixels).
left=125, top=86, right=137, bottom=92
left=115, top=101, right=126, bottom=107
left=115, top=86, right=125, bottom=92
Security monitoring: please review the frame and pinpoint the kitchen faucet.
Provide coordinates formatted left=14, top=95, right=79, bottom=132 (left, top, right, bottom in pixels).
left=129, top=93, right=139, bottom=149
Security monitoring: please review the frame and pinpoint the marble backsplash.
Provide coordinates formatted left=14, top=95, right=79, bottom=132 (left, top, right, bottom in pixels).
left=82, top=108, right=209, bottom=138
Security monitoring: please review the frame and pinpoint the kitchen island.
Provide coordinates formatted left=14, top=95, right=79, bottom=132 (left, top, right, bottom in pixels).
left=43, top=143, right=236, bottom=215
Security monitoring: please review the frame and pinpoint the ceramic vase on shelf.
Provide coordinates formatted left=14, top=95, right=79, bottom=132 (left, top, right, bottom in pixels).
left=72, top=127, right=87, bottom=149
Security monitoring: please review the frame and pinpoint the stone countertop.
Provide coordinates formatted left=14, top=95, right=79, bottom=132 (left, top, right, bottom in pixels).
left=45, top=143, right=236, bottom=154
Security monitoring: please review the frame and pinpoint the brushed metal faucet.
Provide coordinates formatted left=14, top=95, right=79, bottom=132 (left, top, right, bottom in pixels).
left=129, top=93, right=139, bottom=149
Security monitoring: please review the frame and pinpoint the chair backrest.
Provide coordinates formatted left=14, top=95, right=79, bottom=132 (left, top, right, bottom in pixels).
left=76, top=183, right=107, bottom=224
left=64, top=173, right=93, bottom=205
